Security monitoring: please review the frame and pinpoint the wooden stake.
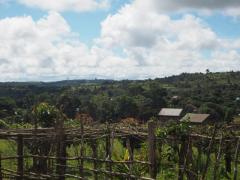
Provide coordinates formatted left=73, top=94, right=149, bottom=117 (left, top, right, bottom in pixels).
left=148, top=121, right=157, bottom=179
left=202, top=126, right=217, bottom=180
left=61, top=135, right=67, bottom=180
left=105, top=123, right=113, bottom=180
left=32, top=115, right=38, bottom=172
left=126, top=137, right=134, bottom=179
left=80, top=117, right=84, bottom=177
left=91, top=140, right=98, bottom=180
left=17, top=134, right=24, bottom=180
left=225, top=139, right=232, bottom=173
left=233, top=138, right=240, bottom=180
left=0, top=154, right=2, bottom=180
left=178, top=136, right=188, bottom=180
left=213, top=133, right=223, bottom=180
left=185, top=137, right=195, bottom=180
left=56, top=117, right=66, bottom=180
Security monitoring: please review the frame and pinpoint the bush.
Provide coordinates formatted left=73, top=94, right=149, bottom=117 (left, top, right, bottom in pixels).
left=0, top=119, right=9, bottom=129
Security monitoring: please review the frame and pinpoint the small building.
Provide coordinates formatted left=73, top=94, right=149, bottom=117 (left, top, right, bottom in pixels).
left=180, top=113, right=212, bottom=125
left=158, top=108, right=184, bottom=123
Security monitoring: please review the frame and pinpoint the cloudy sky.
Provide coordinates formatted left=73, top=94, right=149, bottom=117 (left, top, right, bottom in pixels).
left=0, top=0, right=240, bottom=81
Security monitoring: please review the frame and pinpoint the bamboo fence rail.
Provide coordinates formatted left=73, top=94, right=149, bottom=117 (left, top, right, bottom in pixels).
left=0, top=122, right=240, bottom=179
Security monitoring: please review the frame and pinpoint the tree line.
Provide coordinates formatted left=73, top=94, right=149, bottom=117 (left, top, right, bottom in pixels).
left=0, top=71, right=239, bottom=127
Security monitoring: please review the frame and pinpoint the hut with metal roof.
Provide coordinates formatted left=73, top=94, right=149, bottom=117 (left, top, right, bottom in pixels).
left=158, top=108, right=184, bottom=123
left=180, top=113, right=212, bottom=125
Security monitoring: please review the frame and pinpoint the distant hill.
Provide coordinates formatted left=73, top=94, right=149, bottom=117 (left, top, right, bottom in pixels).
left=0, top=71, right=239, bottom=123
left=1, top=71, right=240, bottom=87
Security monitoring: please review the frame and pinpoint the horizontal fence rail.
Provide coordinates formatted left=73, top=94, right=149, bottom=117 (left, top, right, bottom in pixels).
left=0, top=122, right=239, bottom=179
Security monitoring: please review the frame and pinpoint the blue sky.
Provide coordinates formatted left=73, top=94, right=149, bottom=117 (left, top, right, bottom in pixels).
left=0, top=0, right=239, bottom=81
left=0, top=0, right=131, bottom=44
left=1, top=1, right=239, bottom=42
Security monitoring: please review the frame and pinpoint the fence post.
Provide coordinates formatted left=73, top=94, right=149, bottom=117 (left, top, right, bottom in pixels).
left=213, top=133, right=223, bottom=180
left=56, top=134, right=67, bottom=180
left=202, top=126, right=217, bottom=180
left=225, top=138, right=232, bottom=173
left=126, top=136, right=134, bottom=179
left=0, top=154, right=2, bottom=180
left=91, top=140, right=98, bottom=180
left=33, top=115, right=38, bottom=172
left=80, top=118, right=84, bottom=177
left=110, top=129, right=114, bottom=170
left=178, top=136, right=187, bottom=180
left=184, top=137, right=194, bottom=180
left=61, top=135, right=67, bottom=180
left=105, top=123, right=113, bottom=179
left=17, top=134, right=24, bottom=180
left=56, top=135, right=60, bottom=178
left=148, top=121, right=157, bottom=179
left=56, top=116, right=66, bottom=180
left=234, top=138, right=240, bottom=180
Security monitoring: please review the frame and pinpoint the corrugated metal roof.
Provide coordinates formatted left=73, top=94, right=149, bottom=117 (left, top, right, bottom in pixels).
left=158, top=108, right=183, bottom=117
left=180, top=113, right=210, bottom=123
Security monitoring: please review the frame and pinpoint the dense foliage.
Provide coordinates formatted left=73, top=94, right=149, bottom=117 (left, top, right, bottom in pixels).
left=0, top=71, right=239, bottom=126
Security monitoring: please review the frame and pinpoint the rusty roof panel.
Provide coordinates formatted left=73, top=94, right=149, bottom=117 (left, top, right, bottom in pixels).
left=181, top=113, right=210, bottom=123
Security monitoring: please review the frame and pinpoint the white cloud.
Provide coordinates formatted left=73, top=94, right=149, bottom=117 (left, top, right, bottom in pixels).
left=0, top=12, right=139, bottom=81
left=133, top=0, right=240, bottom=17
left=0, top=1, right=240, bottom=81
left=141, top=0, right=240, bottom=10
left=99, top=8, right=218, bottom=50
left=12, top=0, right=240, bottom=16
left=97, top=1, right=240, bottom=76
left=17, top=0, right=110, bottom=12
left=0, top=12, right=94, bottom=80
left=225, top=8, right=240, bottom=17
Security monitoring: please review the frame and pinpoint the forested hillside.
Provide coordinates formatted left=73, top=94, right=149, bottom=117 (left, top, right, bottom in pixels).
left=0, top=71, right=239, bottom=126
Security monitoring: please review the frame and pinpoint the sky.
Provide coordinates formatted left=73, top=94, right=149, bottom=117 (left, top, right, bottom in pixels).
left=0, top=0, right=240, bottom=81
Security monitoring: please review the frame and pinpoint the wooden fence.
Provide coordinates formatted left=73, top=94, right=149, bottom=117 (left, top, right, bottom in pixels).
left=0, top=121, right=156, bottom=180
left=0, top=121, right=240, bottom=179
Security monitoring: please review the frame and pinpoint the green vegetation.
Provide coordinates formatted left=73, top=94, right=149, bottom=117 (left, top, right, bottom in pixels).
left=0, top=71, right=239, bottom=179
left=0, top=71, right=239, bottom=125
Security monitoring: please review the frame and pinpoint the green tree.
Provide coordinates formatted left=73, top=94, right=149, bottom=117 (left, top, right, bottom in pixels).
left=0, top=97, right=16, bottom=118
left=57, top=93, right=81, bottom=118
left=91, top=94, right=115, bottom=122
left=33, top=102, right=59, bottom=127
left=144, top=82, right=167, bottom=116
left=115, top=95, right=138, bottom=119
left=199, top=102, right=225, bottom=122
